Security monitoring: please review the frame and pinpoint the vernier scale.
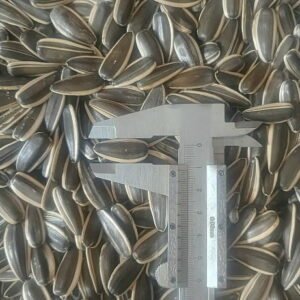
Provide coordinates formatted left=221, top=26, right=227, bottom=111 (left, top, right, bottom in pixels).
left=89, top=104, right=260, bottom=300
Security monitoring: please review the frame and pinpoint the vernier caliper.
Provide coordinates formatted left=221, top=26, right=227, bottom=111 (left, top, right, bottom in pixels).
left=89, top=104, right=260, bottom=300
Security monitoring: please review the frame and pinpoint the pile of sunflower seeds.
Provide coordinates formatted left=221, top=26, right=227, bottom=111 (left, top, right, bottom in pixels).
left=0, top=0, right=299, bottom=299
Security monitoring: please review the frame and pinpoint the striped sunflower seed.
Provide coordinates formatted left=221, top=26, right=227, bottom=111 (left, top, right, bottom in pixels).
left=16, top=132, right=52, bottom=172
left=15, top=71, right=58, bottom=108
left=240, top=273, right=274, bottom=300
left=94, top=139, right=149, bottom=163
left=152, top=12, right=174, bottom=62
left=53, top=247, right=83, bottom=297
left=24, top=206, right=46, bottom=248
left=242, top=103, right=294, bottom=123
left=133, top=229, right=168, bottom=264
left=280, top=143, right=300, bottom=191
left=113, top=57, right=157, bottom=88
left=113, top=0, right=134, bottom=26
left=51, top=74, right=104, bottom=96
left=53, top=186, right=83, bottom=236
left=81, top=209, right=102, bottom=248
left=279, top=80, right=300, bottom=132
left=99, top=32, right=135, bottom=81
left=197, top=0, right=225, bottom=42
left=136, top=29, right=164, bottom=65
left=283, top=203, right=298, bottom=262
left=50, top=5, right=96, bottom=45
left=97, top=207, right=133, bottom=258
left=267, top=123, right=290, bottom=174
left=99, top=242, right=119, bottom=295
left=137, top=62, right=184, bottom=91
left=4, top=223, right=29, bottom=281
left=66, top=56, right=103, bottom=74
left=31, top=243, right=55, bottom=286
left=22, top=278, right=51, bottom=300
left=108, top=256, right=144, bottom=296
left=37, top=38, right=94, bottom=63
left=223, top=0, right=241, bottom=19
left=252, top=8, right=277, bottom=62
left=174, top=32, right=202, bottom=67
left=10, top=172, right=44, bottom=208
left=239, top=210, right=280, bottom=244
left=141, top=85, right=165, bottom=110
left=230, top=245, right=280, bottom=275
left=0, top=0, right=33, bottom=29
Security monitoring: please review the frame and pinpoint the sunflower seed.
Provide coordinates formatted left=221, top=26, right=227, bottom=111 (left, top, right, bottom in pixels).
left=152, top=12, right=174, bottom=62
left=0, top=41, right=38, bottom=62
left=31, top=243, right=55, bottom=286
left=97, top=208, right=133, bottom=258
left=252, top=8, right=277, bottom=62
left=267, top=123, right=290, bottom=174
left=280, top=143, right=300, bottom=191
left=79, top=256, right=99, bottom=299
left=138, top=62, right=184, bottom=90
left=113, top=0, right=134, bottom=26
left=131, top=206, right=155, bottom=229
left=132, top=272, right=154, bottom=300
left=20, top=30, right=46, bottom=57
left=16, top=132, right=52, bottom=172
left=10, top=0, right=50, bottom=25
left=51, top=74, right=104, bottom=96
left=66, top=56, right=103, bottom=74
left=37, top=38, right=94, bottom=63
left=101, top=12, right=126, bottom=50
left=4, top=223, right=29, bottom=281
left=77, top=160, right=112, bottom=210
left=239, top=61, right=271, bottom=94
left=82, top=209, right=102, bottom=248
left=133, top=229, right=168, bottom=264
left=174, top=32, right=202, bottom=67
left=0, top=188, right=24, bottom=224
left=53, top=247, right=83, bottom=297
left=127, top=0, right=158, bottom=34
left=223, top=0, right=241, bottom=19
left=239, top=210, right=280, bottom=244
left=44, top=93, right=65, bottom=134
left=230, top=245, right=280, bottom=275
left=16, top=71, right=58, bottom=108
left=228, top=207, right=256, bottom=248
left=136, top=29, right=164, bottom=65
left=277, top=4, right=296, bottom=38
left=10, top=172, right=44, bottom=208
left=284, top=49, right=300, bottom=79
left=96, top=85, right=145, bottom=107
left=108, top=256, right=144, bottom=296
left=148, top=192, right=167, bottom=232
left=240, top=273, right=274, bottom=300
left=50, top=5, right=96, bottom=45
left=243, top=103, right=294, bottom=123
left=99, top=32, right=135, bottom=81
left=203, top=83, right=251, bottom=107
left=25, top=206, right=46, bottom=248
left=281, top=241, right=300, bottom=290
left=53, top=186, right=83, bottom=236
left=200, top=42, right=221, bottom=65
left=94, top=139, right=148, bottom=163
left=0, top=0, right=33, bottom=29
left=45, top=222, right=71, bottom=253
left=197, top=0, right=226, bottom=42
left=113, top=57, right=157, bottom=88
left=23, top=278, right=51, bottom=300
